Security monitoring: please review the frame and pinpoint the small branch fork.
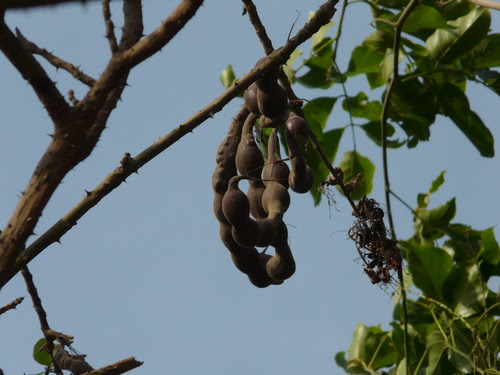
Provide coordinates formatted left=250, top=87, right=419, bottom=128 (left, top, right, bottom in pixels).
left=0, top=0, right=339, bottom=288
left=0, top=0, right=203, bottom=288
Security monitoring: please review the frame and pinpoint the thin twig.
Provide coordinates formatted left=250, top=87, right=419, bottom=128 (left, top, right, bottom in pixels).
left=241, top=0, right=274, bottom=54
left=380, top=0, right=419, bottom=240
left=102, top=0, right=118, bottom=54
left=9, top=0, right=340, bottom=285
left=15, top=28, right=96, bottom=87
left=331, top=0, right=348, bottom=62
left=21, top=266, right=63, bottom=375
left=0, top=296, right=24, bottom=315
left=379, top=2, right=419, bottom=374
left=0, top=0, right=93, bottom=8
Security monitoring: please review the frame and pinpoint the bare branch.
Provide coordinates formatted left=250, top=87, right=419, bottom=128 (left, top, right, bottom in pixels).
left=86, top=357, right=143, bottom=375
left=0, top=296, right=24, bottom=315
left=467, top=0, right=500, bottom=10
left=80, top=0, right=204, bottom=113
left=241, top=0, right=274, bottom=55
left=10, top=0, right=340, bottom=287
left=102, top=0, right=118, bottom=54
left=0, top=0, right=94, bottom=9
left=15, top=28, right=96, bottom=87
left=21, top=266, right=64, bottom=375
left=0, top=15, right=70, bottom=124
left=119, top=0, right=143, bottom=51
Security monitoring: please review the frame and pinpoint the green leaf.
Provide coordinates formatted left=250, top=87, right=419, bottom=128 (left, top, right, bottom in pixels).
left=343, top=92, right=382, bottom=121
left=443, top=224, right=482, bottom=261
left=478, top=228, right=500, bottom=266
left=471, top=33, right=500, bottom=68
left=414, top=198, right=457, bottom=242
left=347, top=323, right=396, bottom=370
left=426, top=328, right=446, bottom=374
left=309, top=11, right=335, bottom=48
left=334, top=351, right=348, bottom=370
left=416, top=170, right=446, bottom=209
left=387, top=78, right=437, bottom=145
left=296, top=66, right=334, bottom=89
left=347, top=45, right=385, bottom=76
left=404, top=243, right=454, bottom=300
left=443, top=261, right=487, bottom=317
left=402, top=4, right=448, bottom=34
left=433, top=82, right=494, bottom=157
left=338, top=151, right=375, bottom=201
left=447, top=322, right=475, bottom=372
left=305, top=128, right=344, bottom=205
left=426, top=7, right=491, bottom=64
left=33, top=338, right=52, bottom=366
left=283, top=48, right=303, bottom=82
left=220, top=64, right=236, bottom=89
left=380, top=49, right=394, bottom=83
left=302, top=97, right=337, bottom=132
left=360, top=121, right=405, bottom=148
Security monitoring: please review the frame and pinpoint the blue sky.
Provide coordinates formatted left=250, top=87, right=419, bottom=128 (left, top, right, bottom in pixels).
left=0, top=1, right=499, bottom=374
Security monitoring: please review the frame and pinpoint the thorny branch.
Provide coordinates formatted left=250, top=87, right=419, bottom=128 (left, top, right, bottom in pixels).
left=15, top=28, right=97, bottom=87
left=0, top=0, right=203, bottom=289
left=0, top=296, right=24, bottom=315
left=4, top=0, right=340, bottom=288
left=102, top=0, right=118, bottom=54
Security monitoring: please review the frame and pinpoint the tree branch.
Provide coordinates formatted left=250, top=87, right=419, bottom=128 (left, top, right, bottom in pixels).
left=15, top=28, right=96, bottom=87
left=102, top=0, right=118, bottom=54
left=7, top=0, right=340, bottom=288
left=0, top=296, right=24, bottom=315
left=0, top=14, right=70, bottom=124
left=86, top=357, right=143, bottom=375
left=21, top=266, right=64, bottom=375
left=467, top=0, right=500, bottom=10
left=0, top=0, right=94, bottom=9
left=241, top=0, right=274, bottom=55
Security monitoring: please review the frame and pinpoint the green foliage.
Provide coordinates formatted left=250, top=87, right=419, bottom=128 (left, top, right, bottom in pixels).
left=32, top=338, right=52, bottom=367
left=338, top=151, right=375, bottom=201
left=336, top=173, right=500, bottom=374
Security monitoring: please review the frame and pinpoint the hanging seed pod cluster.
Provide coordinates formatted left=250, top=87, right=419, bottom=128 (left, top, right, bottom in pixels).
left=212, top=59, right=314, bottom=287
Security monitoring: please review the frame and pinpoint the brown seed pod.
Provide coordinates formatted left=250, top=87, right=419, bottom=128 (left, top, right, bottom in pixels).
left=263, top=128, right=289, bottom=189
left=253, top=57, right=288, bottom=121
left=220, top=222, right=279, bottom=288
left=284, top=114, right=314, bottom=194
left=244, top=83, right=261, bottom=116
left=222, top=176, right=276, bottom=248
left=266, top=221, right=296, bottom=281
left=235, top=113, right=267, bottom=219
